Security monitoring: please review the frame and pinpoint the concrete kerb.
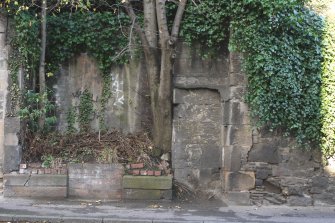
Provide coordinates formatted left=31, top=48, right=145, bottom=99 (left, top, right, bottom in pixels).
left=1, top=215, right=206, bottom=223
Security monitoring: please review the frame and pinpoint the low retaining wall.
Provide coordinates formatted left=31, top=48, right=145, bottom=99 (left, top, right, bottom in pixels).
left=123, top=176, right=172, bottom=200
left=68, top=163, right=124, bottom=201
left=4, top=174, right=67, bottom=198
left=3, top=164, right=173, bottom=201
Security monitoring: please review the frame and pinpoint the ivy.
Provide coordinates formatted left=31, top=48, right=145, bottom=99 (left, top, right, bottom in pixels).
left=230, top=1, right=324, bottom=146
left=78, top=89, right=94, bottom=131
left=5, top=1, right=335, bottom=158
left=180, top=0, right=230, bottom=58
left=320, top=21, right=335, bottom=158
left=66, top=106, right=77, bottom=133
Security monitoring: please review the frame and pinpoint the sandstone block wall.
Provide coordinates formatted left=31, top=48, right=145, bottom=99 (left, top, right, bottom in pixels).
left=172, top=43, right=229, bottom=196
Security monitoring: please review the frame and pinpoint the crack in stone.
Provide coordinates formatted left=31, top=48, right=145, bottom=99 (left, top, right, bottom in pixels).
left=23, top=174, right=31, bottom=187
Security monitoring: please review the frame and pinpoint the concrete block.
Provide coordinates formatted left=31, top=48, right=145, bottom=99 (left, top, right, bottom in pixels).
left=4, top=174, right=30, bottom=186
left=122, top=176, right=172, bottom=190
left=4, top=186, right=67, bottom=198
left=123, top=189, right=172, bottom=200
left=225, top=171, right=255, bottom=191
left=69, top=188, right=122, bottom=200
left=28, top=174, right=67, bottom=186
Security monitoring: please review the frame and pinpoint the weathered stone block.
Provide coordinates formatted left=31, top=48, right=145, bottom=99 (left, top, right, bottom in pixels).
left=68, top=163, right=124, bottom=200
left=225, top=171, right=255, bottom=191
left=4, top=117, right=20, bottom=133
left=123, top=189, right=172, bottom=200
left=281, top=177, right=309, bottom=187
left=0, top=15, right=7, bottom=33
left=0, top=59, right=7, bottom=70
left=123, top=176, right=172, bottom=190
left=313, top=193, right=335, bottom=206
left=3, top=145, right=21, bottom=173
left=200, top=146, right=222, bottom=169
left=287, top=195, right=313, bottom=206
left=223, top=146, right=246, bottom=172
left=4, top=174, right=30, bottom=186
left=312, top=176, right=329, bottom=189
left=28, top=174, right=67, bottom=186
left=256, top=168, right=271, bottom=180
left=4, top=133, right=18, bottom=146
left=69, top=188, right=122, bottom=200
left=223, top=102, right=250, bottom=125
left=199, top=168, right=221, bottom=188
left=248, top=142, right=279, bottom=164
left=224, top=125, right=252, bottom=147
left=174, top=76, right=227, bottom=89
left=226, top=191, right=250, bottom=205
left=173, top=121, right=221, bottom=145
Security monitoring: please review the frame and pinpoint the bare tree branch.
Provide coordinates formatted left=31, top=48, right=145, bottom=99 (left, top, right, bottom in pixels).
left=123, top=1, right=151, bottom=52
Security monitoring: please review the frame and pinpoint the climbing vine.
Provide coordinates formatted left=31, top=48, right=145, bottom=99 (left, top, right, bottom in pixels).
left=320, top=21, right=335, bottom=158
left=229, top=1, right=324, bottom=147
left=3, top=1, right=335, bottom=157
left=78, top=89, right=94, bottom=131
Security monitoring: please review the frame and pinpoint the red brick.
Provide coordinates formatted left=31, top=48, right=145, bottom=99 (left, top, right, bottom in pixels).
left=140, top=170, right=147, bottom=176
left=147, top=170, right=154, bottom=176
left=131, top=163, right=144, bottom=169
left=154, top=170, right=161, bottom=176
left=132, top=170, right=140, bottom=175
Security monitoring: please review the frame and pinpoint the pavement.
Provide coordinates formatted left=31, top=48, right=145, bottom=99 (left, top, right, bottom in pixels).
left=0, top=196, right=335, bottom=223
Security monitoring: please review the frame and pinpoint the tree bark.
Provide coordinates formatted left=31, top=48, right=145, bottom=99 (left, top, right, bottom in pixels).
left=38, top=0, right=47, bottom=130
left=124, top=0, right=187, bottom=154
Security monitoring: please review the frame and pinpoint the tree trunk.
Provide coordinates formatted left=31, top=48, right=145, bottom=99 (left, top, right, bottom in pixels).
left=124, top=0, right=186, bottom=154
left=38, top=0, right=47, bottom=130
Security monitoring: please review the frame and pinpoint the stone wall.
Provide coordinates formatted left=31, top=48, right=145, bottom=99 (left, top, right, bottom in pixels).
left=172, top=43, right=229, bottom=196
left=54, top=54, right=151, bottom=133
left=0, top=14, right=8, bottom=174
left=172, top=46, right=335, bottom=206
left=0, top=15, right=22, bottom=174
